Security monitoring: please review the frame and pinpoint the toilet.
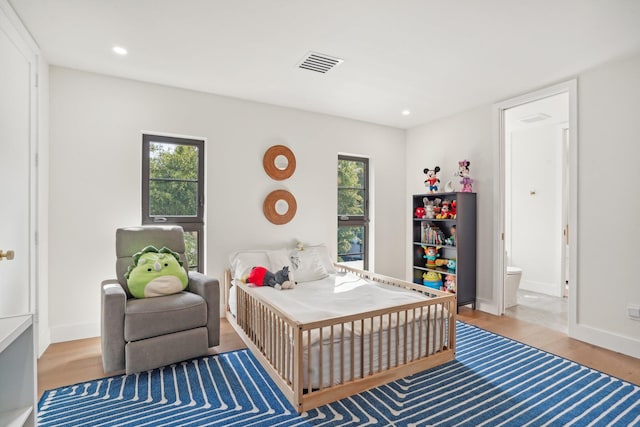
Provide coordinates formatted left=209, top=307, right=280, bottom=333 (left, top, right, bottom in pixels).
left=505, top=266, right=523, bottom=308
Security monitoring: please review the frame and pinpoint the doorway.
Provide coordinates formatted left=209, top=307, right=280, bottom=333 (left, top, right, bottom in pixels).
left=495, top=81, right=578, bottom=336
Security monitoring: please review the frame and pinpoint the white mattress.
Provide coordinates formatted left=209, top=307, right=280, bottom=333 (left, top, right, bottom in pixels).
left=229, top=271, right=448, bottom=388
left=230, top=271, right=434, bottom=319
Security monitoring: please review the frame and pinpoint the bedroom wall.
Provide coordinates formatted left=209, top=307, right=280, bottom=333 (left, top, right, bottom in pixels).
left=406, top=52, right=640, bottom=358
left=573, top=53, right=640, bottom=357
left=48, top=66, right=406, bottom=342
left=405, top=106, right=495, bottom=308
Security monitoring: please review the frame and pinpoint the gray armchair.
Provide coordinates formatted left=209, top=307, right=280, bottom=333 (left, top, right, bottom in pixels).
left=101, top=226, right=219, bottom=374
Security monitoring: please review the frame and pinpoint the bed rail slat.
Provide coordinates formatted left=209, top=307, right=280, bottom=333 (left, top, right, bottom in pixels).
left=403, top=310, right=408, bottom=364
left=350, top=321, right=355, bottom=381
left=359, top=318, right=365, bottom=379
left=378, top=314, right=383, bottom=373
left=387, top=313, right=391, bottom=370
left=307, top=330, right=312, bottom=393
left=340, top=323, right=345, bottom=384
left=318, top=327, right=324, bottom=390
left=329, top=325, right=334, bottom=386
left=368, top=317, right=374, bottom=375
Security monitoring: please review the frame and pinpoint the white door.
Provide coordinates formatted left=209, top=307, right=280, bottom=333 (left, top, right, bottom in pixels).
left=0, top=18, right=32, bottom=317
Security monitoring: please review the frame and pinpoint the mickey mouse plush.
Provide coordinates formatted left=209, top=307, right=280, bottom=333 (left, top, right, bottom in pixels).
left=423, top=166, right=441, bottom=193
left=243, top=266, right=295, bottom=290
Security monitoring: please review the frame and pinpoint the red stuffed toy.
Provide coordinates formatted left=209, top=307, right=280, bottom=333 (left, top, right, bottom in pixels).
left=243, top=266, right=295, bottom=290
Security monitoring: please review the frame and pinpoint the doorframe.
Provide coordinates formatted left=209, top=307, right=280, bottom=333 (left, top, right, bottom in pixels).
left=493, top=79, right=578, bottom=336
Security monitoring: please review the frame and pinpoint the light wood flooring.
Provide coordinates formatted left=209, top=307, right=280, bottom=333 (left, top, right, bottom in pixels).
left=38, top=310, right=639, bottom=398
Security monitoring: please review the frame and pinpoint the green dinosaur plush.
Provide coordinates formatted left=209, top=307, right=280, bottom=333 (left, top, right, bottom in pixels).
left=125, top=245, right=188, bottom=298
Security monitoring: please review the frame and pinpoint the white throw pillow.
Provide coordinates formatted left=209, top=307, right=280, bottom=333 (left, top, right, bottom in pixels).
left=229, top=250, right=271, bottom=279
left=303, top=244, right=337, bottom=274
left=268, top=248, right=329, bottom=283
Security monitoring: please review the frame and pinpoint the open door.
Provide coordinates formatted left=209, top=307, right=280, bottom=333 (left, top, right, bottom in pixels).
left=0, top=15, right=34, bottom=317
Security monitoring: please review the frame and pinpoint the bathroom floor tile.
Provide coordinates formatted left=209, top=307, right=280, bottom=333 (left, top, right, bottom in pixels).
left=505, top=289, right=568, bottom=333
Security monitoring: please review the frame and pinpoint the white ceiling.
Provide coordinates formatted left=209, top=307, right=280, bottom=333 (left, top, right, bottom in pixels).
left=10, top=0, right=640, bottom=129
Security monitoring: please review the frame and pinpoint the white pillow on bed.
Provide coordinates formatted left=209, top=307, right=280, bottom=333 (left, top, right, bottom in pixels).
left=303, top=244, right=336, bottom=274
left=268, top=248, right=329, bottom=283
left=229, top=250, right=271, bottom=279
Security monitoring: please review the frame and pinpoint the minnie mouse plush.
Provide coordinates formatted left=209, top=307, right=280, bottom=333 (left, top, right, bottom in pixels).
left=457, top=160, right=473, bottom=192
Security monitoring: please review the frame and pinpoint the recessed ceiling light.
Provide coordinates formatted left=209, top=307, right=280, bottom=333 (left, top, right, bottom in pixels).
left=112, top=46, right=128, bottom=56
left=401, top=109, right=411, bottom=116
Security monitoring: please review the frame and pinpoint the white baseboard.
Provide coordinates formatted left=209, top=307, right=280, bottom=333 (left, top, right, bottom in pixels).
left=50, top=321, right=100, bottom=343
left=475, top=299, right=500, bottom=316
left=570, top=322, right=640, bottom=360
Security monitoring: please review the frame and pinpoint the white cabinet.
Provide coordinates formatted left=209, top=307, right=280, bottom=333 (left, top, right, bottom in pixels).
left=0, top=315, right=35, bottom=427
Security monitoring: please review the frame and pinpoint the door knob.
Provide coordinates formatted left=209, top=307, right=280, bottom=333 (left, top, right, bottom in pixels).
left=0, top=249, right=15, bottom=260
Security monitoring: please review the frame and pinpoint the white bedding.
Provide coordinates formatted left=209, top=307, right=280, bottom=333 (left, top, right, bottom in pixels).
left=230, top=271, right=449, bottom=388
left=230, top=271, right=433, bottom=320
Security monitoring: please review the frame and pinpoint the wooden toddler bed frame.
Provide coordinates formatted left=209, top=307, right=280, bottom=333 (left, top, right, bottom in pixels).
left=224, top=264, right=456, bottom=413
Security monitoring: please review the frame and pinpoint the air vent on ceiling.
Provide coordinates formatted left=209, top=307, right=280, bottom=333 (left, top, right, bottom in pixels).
left=297, top=51, right=344, bottom=74
left=518, top=113, right=551, bottom=124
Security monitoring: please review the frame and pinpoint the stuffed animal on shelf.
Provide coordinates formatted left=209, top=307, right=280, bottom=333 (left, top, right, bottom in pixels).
left=423, top=166, right=441, bottom=193
left=434, top=258, right=450, bottom=268
left=414, top=206, right=426, bottom=219
left=446, top=259, right=457, bottom=272
left=450, top=200, right=457, bottom=218
left=243, top=266, right=295, bottom=290
left=457, top=160, right=473, bottom=192
left=432, top=198, right=442, bottom=216
left=425, top=204, right=435, bottom=219
left=443, top=275, right=456, bottom=293
left=423, top=271, right=443, bottom=290
left=436, top=200, right=454, bottom=219
left=422, top=246, right=440, bottom=267
left=424, top=197, right=442, bottom=219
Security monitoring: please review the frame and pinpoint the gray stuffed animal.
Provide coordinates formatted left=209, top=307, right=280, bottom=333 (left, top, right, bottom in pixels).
left=273, top=266, right=295, bottom=290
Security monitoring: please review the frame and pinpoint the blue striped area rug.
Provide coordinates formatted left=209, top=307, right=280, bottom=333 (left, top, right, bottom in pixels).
left=38, top=322, right=640, bottom=426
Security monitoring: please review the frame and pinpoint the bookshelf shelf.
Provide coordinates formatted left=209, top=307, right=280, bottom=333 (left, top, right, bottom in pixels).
left=412, top=192, right=477, bottom=308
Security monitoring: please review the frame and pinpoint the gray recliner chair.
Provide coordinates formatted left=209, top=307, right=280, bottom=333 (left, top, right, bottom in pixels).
left=101, top=226, right=219, bottom=374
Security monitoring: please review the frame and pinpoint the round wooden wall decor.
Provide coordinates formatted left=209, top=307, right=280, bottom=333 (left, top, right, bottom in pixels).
left=263, top=189, right=297, bottom=225
left=263, top=145, right=296, bottom=181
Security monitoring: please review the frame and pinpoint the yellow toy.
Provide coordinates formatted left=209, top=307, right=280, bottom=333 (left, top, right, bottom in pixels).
left=422, top=271, right=443, bottom=290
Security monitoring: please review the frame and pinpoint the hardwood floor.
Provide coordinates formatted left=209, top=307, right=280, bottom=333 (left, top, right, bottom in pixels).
left=37, top=318, right=246, bottom=398
left=458, top=307, right=640, bottom=386
left=37, top=311, right=639, bottom=399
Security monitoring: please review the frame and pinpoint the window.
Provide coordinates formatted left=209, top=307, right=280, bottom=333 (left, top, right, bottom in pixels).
left=337, top=155, right=369, bottom=270
left=142, top=134, right=204, bottom=272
